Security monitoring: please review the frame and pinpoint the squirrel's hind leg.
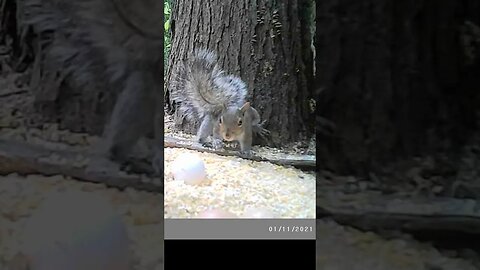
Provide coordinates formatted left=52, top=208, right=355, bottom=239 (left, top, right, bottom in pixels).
left=195, top=115, right=223, bottom=150
left=106, top=71, right=155, bottom=160
left=196, top=115, right=217, bottom=146
left=87, top=71, right=155, bottom=175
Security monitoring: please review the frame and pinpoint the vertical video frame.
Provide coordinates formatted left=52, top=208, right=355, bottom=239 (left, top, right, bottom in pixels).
left=163, top=0, right=316, bottom=223
left=0, top=0, right=164, bottom=269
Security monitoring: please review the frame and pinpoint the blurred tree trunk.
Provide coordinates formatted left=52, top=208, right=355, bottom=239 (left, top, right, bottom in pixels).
left=316, top=0, right=480, bottom=175
left=0, top=0, right=163, bottom=135
left=165, top=0, right=316, bottom=145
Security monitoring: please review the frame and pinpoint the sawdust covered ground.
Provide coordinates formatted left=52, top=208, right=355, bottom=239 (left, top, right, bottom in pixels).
left=316, top=219, right=480, bottom=270
left=164, top=111, right=316, bottom=218
left=0, top=174, right=163, bottom=269
left=164, top=147, right=316, bottom=218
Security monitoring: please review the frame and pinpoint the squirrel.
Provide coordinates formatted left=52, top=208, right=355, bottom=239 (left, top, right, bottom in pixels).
left=20, top=0, right=164, bottom=176
left=171, top=48, right=269, bottom=156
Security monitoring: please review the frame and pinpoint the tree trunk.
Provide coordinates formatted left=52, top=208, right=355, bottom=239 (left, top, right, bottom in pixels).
left=1, top=0, right=163, bottom=136
left=316, top=0, right=480, bottom=175
left=165, top=0, right=315, bottom=145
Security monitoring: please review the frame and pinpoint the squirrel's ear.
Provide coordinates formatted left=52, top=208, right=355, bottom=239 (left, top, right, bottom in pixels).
left=240, top=102, right=251, bottom=112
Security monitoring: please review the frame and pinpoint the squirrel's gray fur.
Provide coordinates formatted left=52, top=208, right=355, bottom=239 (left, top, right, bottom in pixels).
left=171, top=49, right=247, bottom=121
left=19, top=0, right=163, bottom=175
left=171, top=48, right=269, bottom=156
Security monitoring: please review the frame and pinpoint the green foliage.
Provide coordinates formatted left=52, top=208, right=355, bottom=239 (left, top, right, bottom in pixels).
left=164, top=0, right=172, bottom=67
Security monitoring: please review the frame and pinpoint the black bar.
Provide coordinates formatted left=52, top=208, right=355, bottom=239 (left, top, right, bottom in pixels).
left=165, top=240, right=316, bottom=269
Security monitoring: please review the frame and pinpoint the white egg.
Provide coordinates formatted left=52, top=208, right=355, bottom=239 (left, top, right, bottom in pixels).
left=243, top=207, right=275, bottom=218
left=21, top=191, right=132, bottom=270
left=171, top=153, right=206, bottom=185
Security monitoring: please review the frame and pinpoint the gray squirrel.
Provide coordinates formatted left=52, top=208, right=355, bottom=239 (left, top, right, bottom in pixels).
left=20, top=0, right=164, bottom=176
left=171, top=49, right=269, bottom=156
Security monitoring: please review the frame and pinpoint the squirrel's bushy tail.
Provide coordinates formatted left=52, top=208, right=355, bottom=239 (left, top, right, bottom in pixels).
left=171, top=48, right=247, bottom=121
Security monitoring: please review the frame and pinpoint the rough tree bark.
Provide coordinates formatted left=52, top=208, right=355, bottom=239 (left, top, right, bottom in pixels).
left=316, top=0, right=480, bottom=175
left=0, top=0, right=163, bottom=136
left=165, top=0, right=315, bottom=145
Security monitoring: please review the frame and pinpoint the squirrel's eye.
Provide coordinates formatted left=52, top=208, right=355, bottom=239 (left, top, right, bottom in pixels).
left=238, top=119, right=243, bottom=126
left=219, top=117, right=223, bottom=124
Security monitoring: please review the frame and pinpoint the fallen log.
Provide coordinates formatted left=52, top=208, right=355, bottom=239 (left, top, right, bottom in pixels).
left=317, top=191, right=480, bottom=234
left=0, top=138, right=163, bottom=193
left=164, top=135, right=316, bottom=169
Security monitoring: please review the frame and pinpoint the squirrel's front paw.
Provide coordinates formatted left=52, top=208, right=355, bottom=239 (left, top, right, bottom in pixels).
left=212, top=139, right=224, bottom=150
left=86, top=157, right=120, bottom=175
left=198, top=136, right=208, bottom=145
left=197, top=137, right=213, bottom=148
left=239, top=150, right=253, bottom=158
